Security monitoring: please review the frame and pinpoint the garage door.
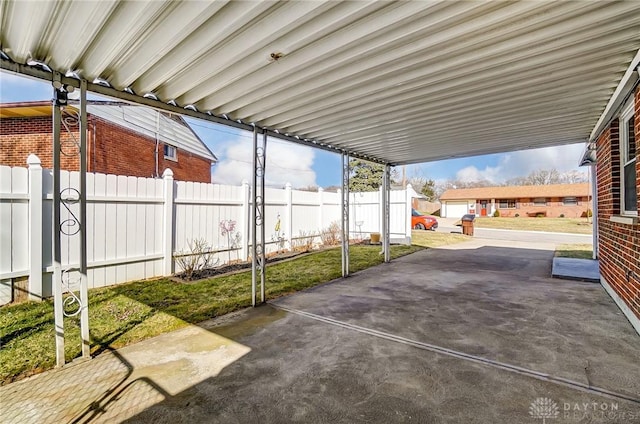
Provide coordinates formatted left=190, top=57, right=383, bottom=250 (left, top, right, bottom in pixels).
left=444, top=201, right=468, bottom=218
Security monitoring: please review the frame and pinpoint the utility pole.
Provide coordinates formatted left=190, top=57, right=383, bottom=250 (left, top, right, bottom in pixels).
left=402, top=165, right=406, bottom=189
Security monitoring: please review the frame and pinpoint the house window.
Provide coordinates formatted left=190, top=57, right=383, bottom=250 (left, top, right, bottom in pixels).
left=533, top=197, right=547, bottom=206
left=620, top=99, right=637, bottom=215
left=563, top=197, right=578, bottom=206
left=164, top=144, right=177, bottom=161
left=498, top=199, right=516, bottom=209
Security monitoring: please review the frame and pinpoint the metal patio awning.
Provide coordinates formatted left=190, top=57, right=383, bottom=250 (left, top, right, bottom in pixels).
left=2, top=0, right=640, bottom=164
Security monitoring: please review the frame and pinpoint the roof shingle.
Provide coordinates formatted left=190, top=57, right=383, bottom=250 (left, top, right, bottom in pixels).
left=439, top=183, right=590, bottom=201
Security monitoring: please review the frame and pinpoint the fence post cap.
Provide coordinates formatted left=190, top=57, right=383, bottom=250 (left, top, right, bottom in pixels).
left=26, top=154, right=42, bottom=166
left=162, top=168, right=174, bottom=178
left=285, top=182, right=292, bottom=189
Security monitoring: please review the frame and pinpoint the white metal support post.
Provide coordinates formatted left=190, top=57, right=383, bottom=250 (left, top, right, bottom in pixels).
left=341, top=153, right=349, bottom=277
left=252, top=127, right=267, bottom=305
left=78, top=81, right=90, bottom=358
left=52, top=77, right=91, bottom=367
left=382, top=164, right=391, bottom=262
left=52, top=87, right=64, bottom=367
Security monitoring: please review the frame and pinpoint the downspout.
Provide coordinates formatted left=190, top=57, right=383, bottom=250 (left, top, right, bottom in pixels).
left=91, top=120, right=96, bottom=173
left=155, top=111, right=160, bottom=178
left=590, top=165, right=598, bottom=259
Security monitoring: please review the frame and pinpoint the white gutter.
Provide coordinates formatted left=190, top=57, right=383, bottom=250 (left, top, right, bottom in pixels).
left=589, top=49, right=640, bottom=142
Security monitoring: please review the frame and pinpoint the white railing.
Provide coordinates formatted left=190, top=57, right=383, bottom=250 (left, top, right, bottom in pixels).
left=0, top=156, right=416, bottom=304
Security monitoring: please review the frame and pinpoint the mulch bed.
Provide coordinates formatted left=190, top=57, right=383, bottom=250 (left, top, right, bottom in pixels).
left=173, top=240, right=376, bottom=283
left=173, top=249, right=318, bottom=283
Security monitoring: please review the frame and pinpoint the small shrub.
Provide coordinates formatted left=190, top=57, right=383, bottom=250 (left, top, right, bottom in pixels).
left=581, top=209, right=593, bottom=218
left=291, top=231, right=316, bottom=252
left=431, top=209, right=441, bottom=217
left=320, top=221, right=341, bottom=246
left=515, top=213, right=520, bottom=217
left=174, top=238, right=218, bottom=280
left=493, top=210, right=500, bottom=217
left=559, top=214, right=565, bottom=218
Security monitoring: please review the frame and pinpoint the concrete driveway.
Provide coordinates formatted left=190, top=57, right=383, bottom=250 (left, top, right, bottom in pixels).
left=435, top=218, right=593, bottom=244
left=2, top=239, right=639, bottom=423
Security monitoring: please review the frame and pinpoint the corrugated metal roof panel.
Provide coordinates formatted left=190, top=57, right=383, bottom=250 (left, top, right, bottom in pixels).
left=1, top=1, right=639, bottom=164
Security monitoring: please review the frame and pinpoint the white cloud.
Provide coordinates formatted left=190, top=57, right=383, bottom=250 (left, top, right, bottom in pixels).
left=456, top=164, right=501, bottom=183
left=455, top=144, right=586, bottom=183
left=212, top=137, right=317, bottom=188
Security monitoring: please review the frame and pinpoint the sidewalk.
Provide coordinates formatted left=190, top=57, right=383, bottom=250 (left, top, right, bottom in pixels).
left=0, top=324, right=250, bottom=423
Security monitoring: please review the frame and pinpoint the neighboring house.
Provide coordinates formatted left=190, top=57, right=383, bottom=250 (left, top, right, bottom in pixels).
left=439, top=184, right=591, bottom=218
left=0, top=100, right=217, bottom=182
left=583, top=76, right=639, bottom=333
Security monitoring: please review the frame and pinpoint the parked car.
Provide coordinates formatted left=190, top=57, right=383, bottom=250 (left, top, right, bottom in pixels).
left=411, top=209, right=438, bottom=230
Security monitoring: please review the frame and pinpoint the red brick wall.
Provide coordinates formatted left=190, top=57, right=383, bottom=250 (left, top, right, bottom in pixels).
left=0, top=114, right=212, bottom=183
left=0, top=116, right=79, bottom=170
left=495, top=196, right=592, bottom=218
left=596, top=86, right=640, bottom=321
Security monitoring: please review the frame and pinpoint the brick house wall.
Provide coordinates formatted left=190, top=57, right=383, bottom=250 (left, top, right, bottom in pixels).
left=90, top=117, right=211, bottom=182
left=596, top=85, right=640, bottom=322
left=0, top=116, right=79, bottom=170
left=0, top=114, right=212, bottom=183
left=495, top=196, right=591, bottom=218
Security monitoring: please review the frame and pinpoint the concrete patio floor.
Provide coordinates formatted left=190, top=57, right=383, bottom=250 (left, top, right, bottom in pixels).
left=2, top=239, right=639, bottom=423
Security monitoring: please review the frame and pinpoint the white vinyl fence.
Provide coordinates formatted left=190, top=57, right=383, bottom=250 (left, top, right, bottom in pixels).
left=0, top=157, right=416, bottom=305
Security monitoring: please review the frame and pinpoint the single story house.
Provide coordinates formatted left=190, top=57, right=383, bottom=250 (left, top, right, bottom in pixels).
left=439, top=183, right=591, bottom=218
left=0, top=100, right=217, bottom=182
left=581, top=63, right=639, bottom=333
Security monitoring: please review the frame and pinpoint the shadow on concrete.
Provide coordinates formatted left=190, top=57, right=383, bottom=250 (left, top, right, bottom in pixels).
left=4, top=243, right=639, bottom=423
left=70, top=348, right=171, bottom=424
left=113, top=244, right=640, bottom=423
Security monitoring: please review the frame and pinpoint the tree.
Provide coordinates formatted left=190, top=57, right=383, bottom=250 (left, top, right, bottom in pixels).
left=420, top=179, right=437, bottom=201
left=559, top=169, right=588, bottom=184
left=504, top=168, right=587, bottom=186
left=435, top=179, right=493, bottom=198
left=526, top=168, right=561, bottom=185
left=348, top=159, right=397, bottom=192
left=408, top=176, right=437, bottom=201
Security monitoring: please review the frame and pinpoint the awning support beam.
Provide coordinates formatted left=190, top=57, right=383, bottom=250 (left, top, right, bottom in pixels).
left=52, top=76, right=91, bottom=367
left=251, top=127, right=267, bottom=305
left=382, top=164, right=391, bottom=263
left=341, top=153, right=350, bottom=277
left=0, top=59, right=387, bottom=165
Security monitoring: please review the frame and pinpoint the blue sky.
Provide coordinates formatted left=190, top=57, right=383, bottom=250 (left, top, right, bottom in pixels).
left=1, top=71, right=586, bottom=187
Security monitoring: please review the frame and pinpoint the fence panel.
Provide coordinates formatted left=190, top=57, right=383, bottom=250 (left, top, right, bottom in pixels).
left=0, top=161, right=417, bottom=304
left=291, top=189, right=321, bottom=242
left=0, top=166, right=29, bottom=304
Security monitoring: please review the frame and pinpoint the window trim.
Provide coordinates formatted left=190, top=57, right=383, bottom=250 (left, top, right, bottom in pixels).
left=619, top=99, right=637, bottom=216
left=498, top=199, right=516, bottom=209
left=562, top=196, right=578, bottom=206
left=164, top=144, right=178, bottom=162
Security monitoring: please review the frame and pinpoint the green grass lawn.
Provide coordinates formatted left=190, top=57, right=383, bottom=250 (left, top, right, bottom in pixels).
left=2, top=243, right=438, bottom=385
left=555, top=243, right=594, bottom=259
left=474, top=217, right=593, bottom=234
left=411, top=230, right=469, bottom=247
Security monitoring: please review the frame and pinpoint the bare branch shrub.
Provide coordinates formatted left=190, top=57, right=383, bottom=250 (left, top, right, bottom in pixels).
left=174, top=238, right=218, bottom=280
left=320, top=221, right=341, bottom=246
left=291, top=231, right=316, bottom=252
